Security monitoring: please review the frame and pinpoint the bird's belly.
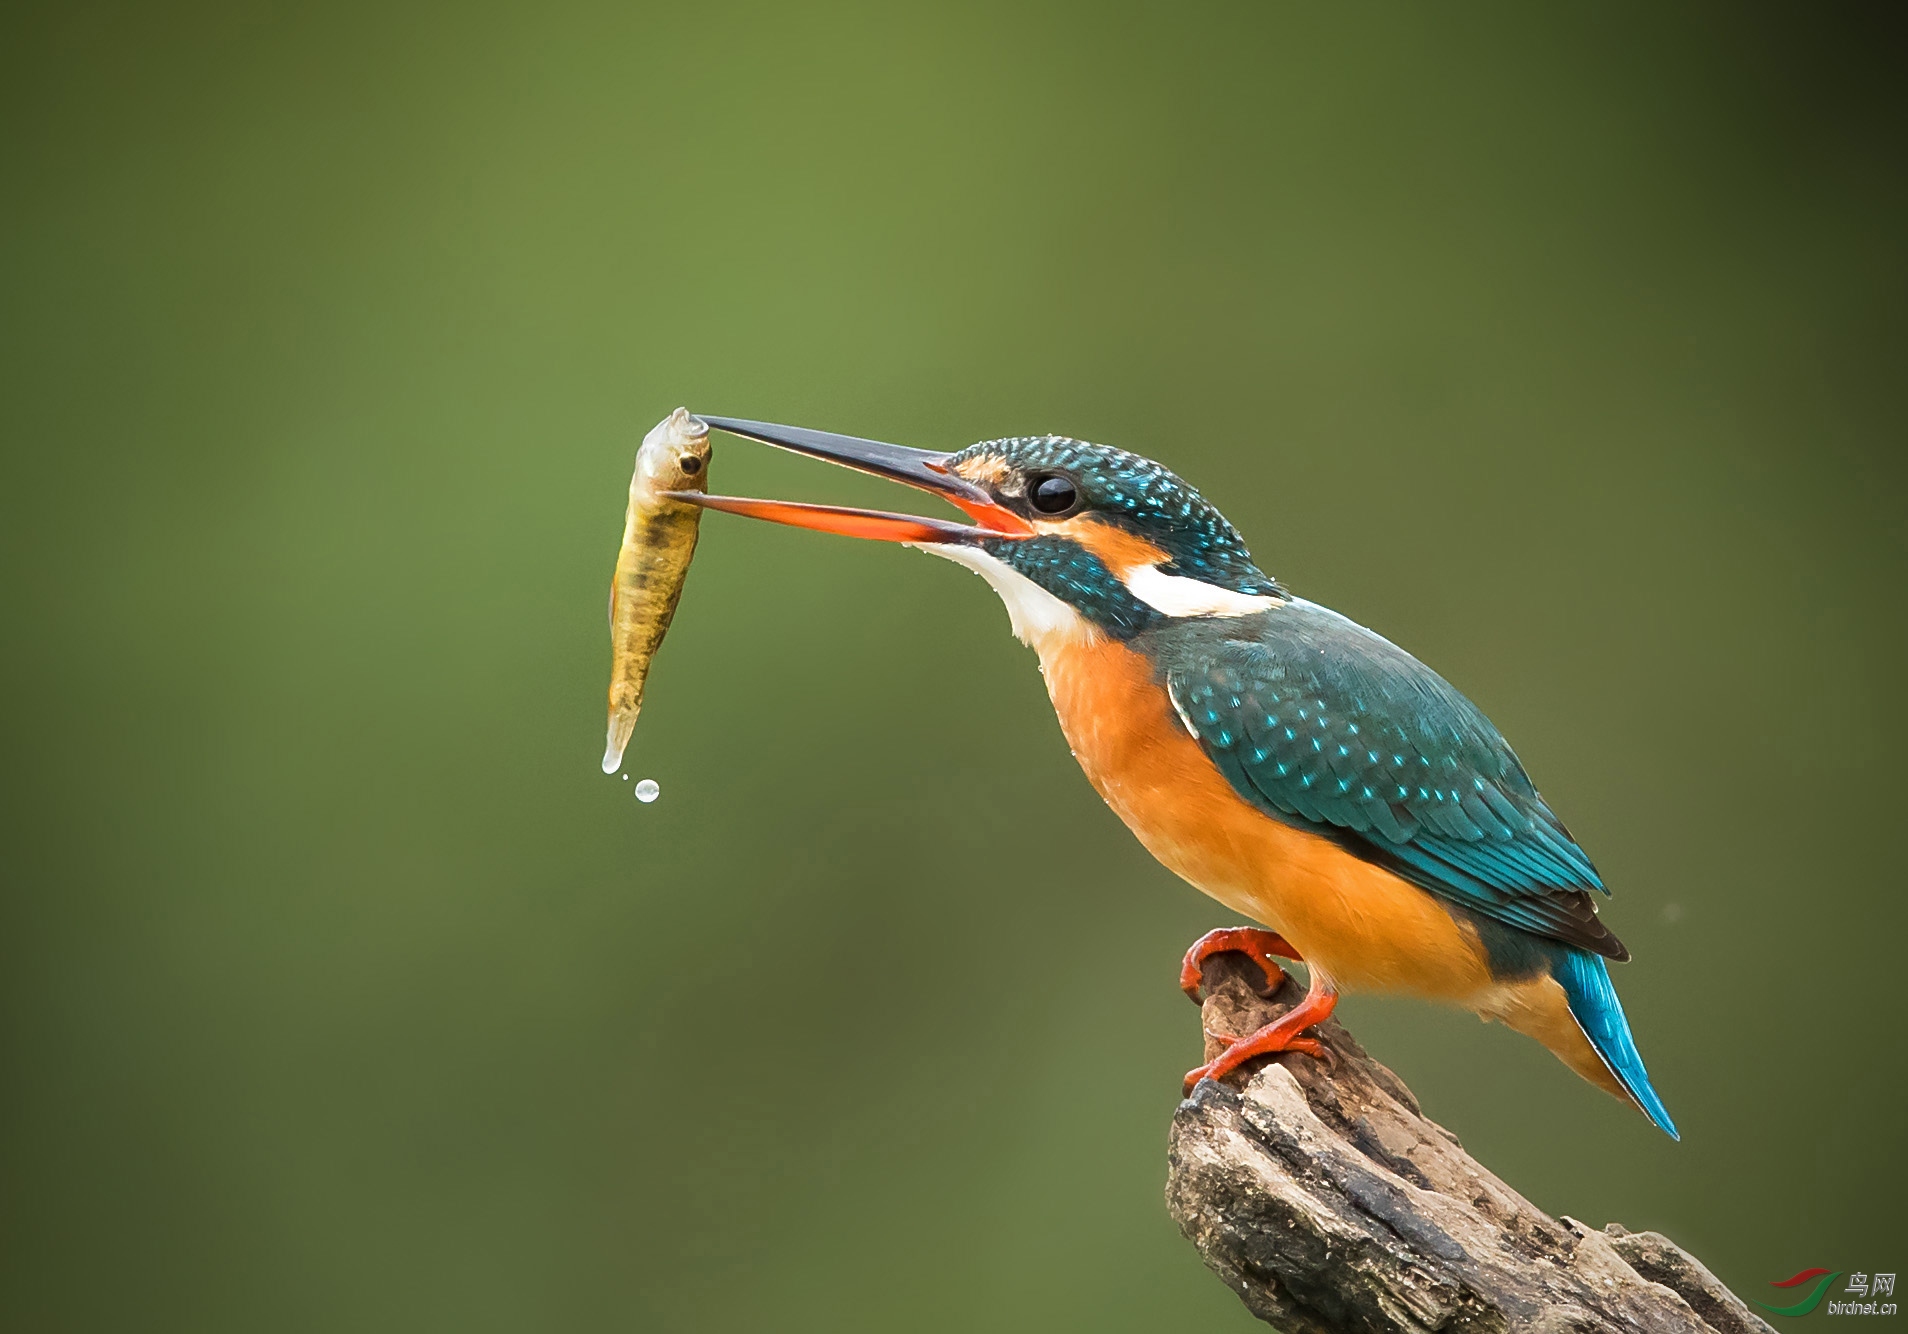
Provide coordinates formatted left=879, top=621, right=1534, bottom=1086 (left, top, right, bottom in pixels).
left=1039, top=636, right=1498, bottom=1002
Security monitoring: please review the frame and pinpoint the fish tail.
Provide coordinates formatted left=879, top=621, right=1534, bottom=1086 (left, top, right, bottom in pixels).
left=603, top=708, right=637, bottom=774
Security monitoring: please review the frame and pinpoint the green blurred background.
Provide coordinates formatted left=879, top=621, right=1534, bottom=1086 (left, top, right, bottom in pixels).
left=4, top=3, right=1905, bottom=1329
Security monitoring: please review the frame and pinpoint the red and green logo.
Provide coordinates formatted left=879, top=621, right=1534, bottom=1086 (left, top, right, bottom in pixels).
left=1758, top=1269, right=1841, bottom=1317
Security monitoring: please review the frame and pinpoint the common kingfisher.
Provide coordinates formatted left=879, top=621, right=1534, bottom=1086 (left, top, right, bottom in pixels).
left=671, top=416, right=1678, bottom=1138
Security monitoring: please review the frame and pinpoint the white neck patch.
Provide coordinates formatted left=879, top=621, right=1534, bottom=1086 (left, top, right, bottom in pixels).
left=909, top=543, right=1095, bottom=653
left=1120, top=564, right=1279, bottom=618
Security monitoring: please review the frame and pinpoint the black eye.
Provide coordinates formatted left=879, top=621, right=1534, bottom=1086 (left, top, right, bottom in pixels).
left=678, top=454, right=703, bottom=475
left=1029, top=474, right=1078, bottom=514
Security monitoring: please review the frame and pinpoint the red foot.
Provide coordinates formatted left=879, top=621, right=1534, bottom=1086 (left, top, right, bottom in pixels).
left=1180, top=927, right=1303, bottom=1003
left=1182, top=980, right=1338, bottom=1095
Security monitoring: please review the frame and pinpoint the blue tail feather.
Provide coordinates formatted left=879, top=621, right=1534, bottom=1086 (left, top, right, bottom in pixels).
left=1554, top=948, right=1680, bottom=1140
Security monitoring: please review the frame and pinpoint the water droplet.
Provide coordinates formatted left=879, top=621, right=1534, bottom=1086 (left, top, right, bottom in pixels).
left=634, top=778, right=660, bottom=803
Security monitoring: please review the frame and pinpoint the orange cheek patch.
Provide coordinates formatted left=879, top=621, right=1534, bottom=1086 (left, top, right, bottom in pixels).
left=1037, top=516, right=1169, bottom=572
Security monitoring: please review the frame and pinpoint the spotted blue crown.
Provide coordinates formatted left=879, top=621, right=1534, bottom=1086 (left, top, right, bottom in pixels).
left=949, top=435, right=1285, bottom=638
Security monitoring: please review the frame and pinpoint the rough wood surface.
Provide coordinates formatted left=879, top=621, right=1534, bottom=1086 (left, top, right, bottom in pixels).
left=1167, top=952, right=1770, bottom=1334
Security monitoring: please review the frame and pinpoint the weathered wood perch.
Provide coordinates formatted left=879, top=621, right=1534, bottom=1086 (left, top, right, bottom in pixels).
left=1168, top=952, right=1771, bottom=1334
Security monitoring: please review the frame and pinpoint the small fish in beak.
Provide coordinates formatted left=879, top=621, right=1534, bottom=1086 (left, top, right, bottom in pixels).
left=603, top=408, right=711, bottom=774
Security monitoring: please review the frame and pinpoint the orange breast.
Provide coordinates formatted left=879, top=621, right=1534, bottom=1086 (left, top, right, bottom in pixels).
left=1039, top=635, right=1501, bottom=1003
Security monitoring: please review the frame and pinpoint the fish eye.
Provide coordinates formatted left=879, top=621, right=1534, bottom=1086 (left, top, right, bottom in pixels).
left=678, top=454, right=703, bottom=475
left=1028, top=473, right=1078, bottom=515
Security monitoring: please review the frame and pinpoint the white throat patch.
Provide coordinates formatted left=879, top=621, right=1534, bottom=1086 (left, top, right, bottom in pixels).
left=1120, top=564, right=1279, bottom=618
left=909, top=543, right=1094, bottom=653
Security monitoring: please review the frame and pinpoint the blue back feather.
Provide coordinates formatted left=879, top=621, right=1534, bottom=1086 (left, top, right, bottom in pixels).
left=1147, top=599, right=1628, bottom=961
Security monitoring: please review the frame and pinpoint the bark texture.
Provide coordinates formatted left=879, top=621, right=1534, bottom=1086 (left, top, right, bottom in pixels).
left=1167, top=952, right=1769, bottom=1334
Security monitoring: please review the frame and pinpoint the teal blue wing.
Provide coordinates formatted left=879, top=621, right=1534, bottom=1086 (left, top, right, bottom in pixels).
left=1152, top=600, right=1627, bottom=961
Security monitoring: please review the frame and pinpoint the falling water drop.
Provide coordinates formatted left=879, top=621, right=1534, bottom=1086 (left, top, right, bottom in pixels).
left=634, top=778, right=660, bottom=803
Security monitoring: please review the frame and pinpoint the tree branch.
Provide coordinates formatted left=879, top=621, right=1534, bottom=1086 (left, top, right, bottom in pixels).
left=1166, top=953, right=1769, bottom=1334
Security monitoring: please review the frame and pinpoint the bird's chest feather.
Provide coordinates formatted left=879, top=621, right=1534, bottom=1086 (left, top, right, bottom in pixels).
left=1035, top=635, right=1495, bottom=998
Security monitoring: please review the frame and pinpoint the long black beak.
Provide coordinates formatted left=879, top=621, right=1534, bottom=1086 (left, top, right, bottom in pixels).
left=666, top=416, right=1034, bottom=543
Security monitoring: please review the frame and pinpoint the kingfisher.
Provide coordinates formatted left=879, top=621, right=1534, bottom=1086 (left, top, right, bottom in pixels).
left=669, top=416, right=1678, bottom=1138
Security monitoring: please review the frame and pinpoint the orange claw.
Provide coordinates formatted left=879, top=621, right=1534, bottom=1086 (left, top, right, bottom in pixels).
left=1179, top=927, right=1303, bottom=1003
left=1182, top=980, right=1338, bottom=1095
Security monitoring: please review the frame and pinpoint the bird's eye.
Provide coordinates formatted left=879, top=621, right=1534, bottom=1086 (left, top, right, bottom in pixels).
left=678, top=454, right=703, bottom=475
left=1029, top=474, right=1078, bottom=514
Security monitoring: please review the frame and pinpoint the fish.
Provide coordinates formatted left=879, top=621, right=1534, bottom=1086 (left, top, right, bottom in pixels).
left=602, top=407, right=712, bottom=774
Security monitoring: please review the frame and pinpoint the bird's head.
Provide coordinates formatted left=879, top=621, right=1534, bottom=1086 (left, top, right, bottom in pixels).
left=674, top=417, right=1287, bottom=649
